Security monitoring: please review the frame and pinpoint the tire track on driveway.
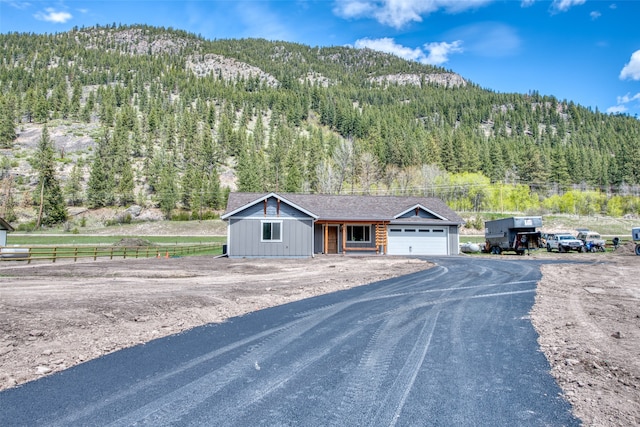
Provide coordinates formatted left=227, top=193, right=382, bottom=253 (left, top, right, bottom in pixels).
left=0, top=257, right=580, bottom=426
left=369, top=311, right=440, bottom=427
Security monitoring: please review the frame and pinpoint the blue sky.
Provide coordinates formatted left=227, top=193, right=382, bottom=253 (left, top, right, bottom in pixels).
left=1, top=0, right=639, bottom=118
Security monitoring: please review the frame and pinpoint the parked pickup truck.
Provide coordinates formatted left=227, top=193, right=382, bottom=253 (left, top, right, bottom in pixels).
left=546, top=234, right=584, bottom=253
left=576, top=229, right=606, bottom=252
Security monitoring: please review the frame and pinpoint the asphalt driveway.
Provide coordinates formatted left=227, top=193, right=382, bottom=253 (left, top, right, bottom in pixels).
left=0, top=257, right=579, bottom=426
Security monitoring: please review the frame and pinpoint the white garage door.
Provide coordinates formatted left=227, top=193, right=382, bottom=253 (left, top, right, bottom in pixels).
left=387, top=227, right=448, bottom=255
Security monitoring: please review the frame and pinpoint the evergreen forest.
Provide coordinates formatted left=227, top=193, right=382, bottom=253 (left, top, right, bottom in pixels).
left=1, top=24, right=640, bottom=225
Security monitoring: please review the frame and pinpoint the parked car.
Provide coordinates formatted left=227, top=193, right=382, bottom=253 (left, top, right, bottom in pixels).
left=546, top=234, right=584, bottom=253
left=540, top=232, right=555, bottom=248
left=576, top=230, right=606, bottom=252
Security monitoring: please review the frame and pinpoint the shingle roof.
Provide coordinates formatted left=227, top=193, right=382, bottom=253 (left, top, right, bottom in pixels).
left=224, top=192, right=464, bottom=225
left=0, top=217, right=14, bottom=231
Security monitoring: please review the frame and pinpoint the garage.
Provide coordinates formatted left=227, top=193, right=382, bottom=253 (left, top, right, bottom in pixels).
left=387, top=226, right=449, bottom=255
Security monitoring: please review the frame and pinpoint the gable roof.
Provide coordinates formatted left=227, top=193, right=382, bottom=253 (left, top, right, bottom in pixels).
left=221, top=192, right=319, bottom=220
left=394, top=204, right=447, bottom=220
left=223, top=192, right=464, bottom=225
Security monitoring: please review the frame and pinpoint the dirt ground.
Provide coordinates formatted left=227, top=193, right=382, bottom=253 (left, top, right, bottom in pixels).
left=531, top=244, right=640, bottom=426
left=1, top=248, right=639, bottom=426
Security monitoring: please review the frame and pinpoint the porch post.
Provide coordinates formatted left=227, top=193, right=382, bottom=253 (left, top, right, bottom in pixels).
left=323, top=223, right=328, bottom=254
left=341, top=223, right=347, bottom=254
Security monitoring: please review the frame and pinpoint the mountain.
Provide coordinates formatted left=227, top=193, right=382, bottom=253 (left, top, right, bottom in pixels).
left=1, top=24, right=639, bottom=224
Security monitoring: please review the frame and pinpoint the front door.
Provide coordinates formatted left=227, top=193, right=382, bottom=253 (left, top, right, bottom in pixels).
left=327, top=226, right=338, bottom=254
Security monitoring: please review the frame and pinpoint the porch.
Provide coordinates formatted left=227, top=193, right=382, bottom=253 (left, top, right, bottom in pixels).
left=315, top=221, right=388, bottom=255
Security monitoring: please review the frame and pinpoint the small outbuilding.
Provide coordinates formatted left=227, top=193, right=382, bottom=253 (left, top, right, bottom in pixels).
left=222, top=192, right=465, bottom=258
left=0, top=217, right=14, bottom=247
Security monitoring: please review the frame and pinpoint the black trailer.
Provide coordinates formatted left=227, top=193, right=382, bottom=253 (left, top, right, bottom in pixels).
left=484, top=216, right=542, bottom=255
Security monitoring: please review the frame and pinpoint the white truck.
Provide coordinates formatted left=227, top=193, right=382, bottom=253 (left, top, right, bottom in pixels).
left=576, top=229, right=606, bottom=252
left=546, top=234, right=584, bottom=253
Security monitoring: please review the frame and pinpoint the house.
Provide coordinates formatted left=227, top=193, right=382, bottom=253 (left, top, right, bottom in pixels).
left=221, top=192, right=464, bottom=258
left=0, top=217, right=14, bottom=247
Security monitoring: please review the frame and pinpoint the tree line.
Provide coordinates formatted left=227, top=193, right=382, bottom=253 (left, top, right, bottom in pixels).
left=1, top=25, right=640, bottom=225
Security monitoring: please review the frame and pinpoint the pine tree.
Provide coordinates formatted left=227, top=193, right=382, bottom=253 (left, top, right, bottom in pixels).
left=237, top=148, right=263, bottom=192
left=1, top=177, right=17, bottom=222
left=158, top=160, right=178, bottom=219
left=33, top=126, right=67, bottom=227
left=549, top=147, right=571, bottom=187
left=117, top=160, right=135, bottom=206
left=204, top=167, right=223, bottom=210
left=284, top=148, right=303, bottom=192
left=0, top=96, right=17, bottom=148
left=65, top=163, right=83, bottom=206
left=86, top=132, right=115, bottom=207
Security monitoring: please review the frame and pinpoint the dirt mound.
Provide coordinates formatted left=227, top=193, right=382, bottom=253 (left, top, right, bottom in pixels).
left=113, top=238, right=155, bottom=247
left=612, top=241, right=638, bottom=256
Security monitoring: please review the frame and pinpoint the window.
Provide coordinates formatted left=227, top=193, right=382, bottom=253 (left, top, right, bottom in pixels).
left=347, top=225, right=370, bottom=242
left=261, top=221, right=282, bottom=242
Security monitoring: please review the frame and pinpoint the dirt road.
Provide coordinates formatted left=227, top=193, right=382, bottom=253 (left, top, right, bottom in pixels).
left=1, top=249, right=639, bottom=426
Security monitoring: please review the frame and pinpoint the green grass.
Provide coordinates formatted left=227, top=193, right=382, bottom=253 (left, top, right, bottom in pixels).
left=540, top=214, right=637, bottom=237
left=459, top=212, right=639, bottom=238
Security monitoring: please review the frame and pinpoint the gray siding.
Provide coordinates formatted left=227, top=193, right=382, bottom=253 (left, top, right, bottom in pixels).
left=228, top=217, right=314, bottom=258
left=313, top=224, right=323, bottom=253
left=448, top=225, right=460, bottom=255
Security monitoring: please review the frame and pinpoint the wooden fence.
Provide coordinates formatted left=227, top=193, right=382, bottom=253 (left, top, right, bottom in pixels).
left=0, top=243, right=223, bottom=263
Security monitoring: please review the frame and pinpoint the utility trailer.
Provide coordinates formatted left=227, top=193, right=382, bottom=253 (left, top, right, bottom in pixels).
left=484, top=216, right=542, bottom=255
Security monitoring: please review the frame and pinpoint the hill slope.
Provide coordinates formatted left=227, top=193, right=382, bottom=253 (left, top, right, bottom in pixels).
left=1, top=24, right=639, bottom=224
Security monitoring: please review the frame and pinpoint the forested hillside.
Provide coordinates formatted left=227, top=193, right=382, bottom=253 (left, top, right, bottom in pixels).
left=1, top=24, right=639, bottom=225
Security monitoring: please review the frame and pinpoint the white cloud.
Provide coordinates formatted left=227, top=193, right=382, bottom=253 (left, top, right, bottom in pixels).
left=2, top=0, right=31, bottom=10
left=354, top=37, right=462, bottom=65
left=551, top=0, right=586, bottom=12
left=447, top=22, right=520, bottom=57
left=606, top=105, right=627, bottom=114
left=617, top=93, right=640, bottom=104
left=355, top=37, right=425, bottom=61
left=607, top=92, right=640, bottom=114
left=422, top=40, right=464, bottom=65
left=590, top=11, right=601, bottom=20
left=34, top=7, right=72, bottom=23
left=333, top=1, right=580, bottom=28
left=336, top=0, right=377, bottom=18
left=620, top=50, right=640, bottom=80
left=334, top=0, right=493, bottom=29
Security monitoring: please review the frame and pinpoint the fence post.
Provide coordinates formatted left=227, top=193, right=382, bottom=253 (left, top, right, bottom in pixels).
left=52, top=247, right=57, bottom=263
left=28, top=247, right=32, bottom=264
left=74, top=247, right=78, bottom=262
left=94, top=247, right=97, bottom=261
